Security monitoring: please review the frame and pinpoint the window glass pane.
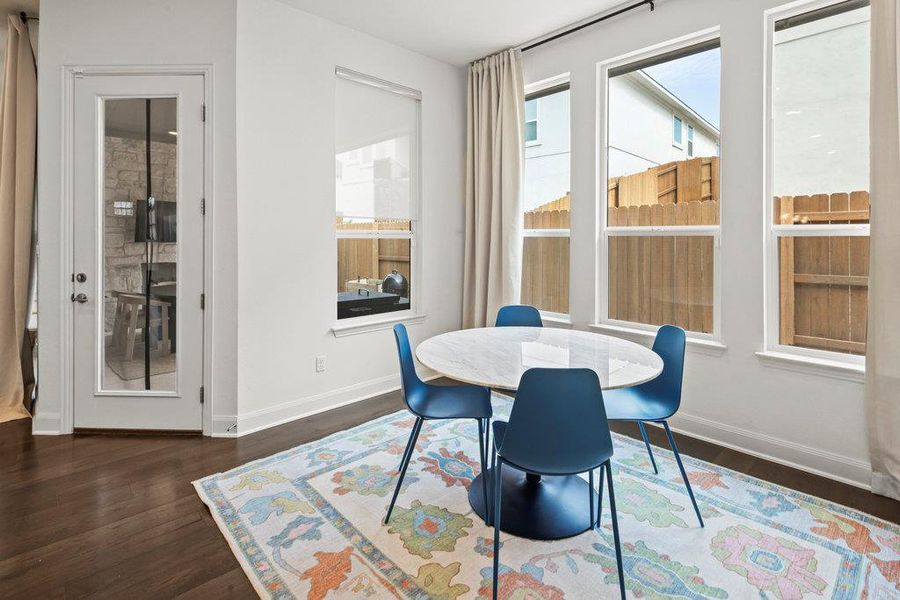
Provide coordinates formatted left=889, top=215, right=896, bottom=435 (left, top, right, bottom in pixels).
left=608, top=45, right=720, bottom=226
left=523, top=86, right=570, bottom=314
left=335, top=77, right=417, bottom=222
left=337, top=238, right=411, bottom=319
left=525, top=98, right=537, bottom=121
left=773, top=3, right=869, bottom=199
left=335, top=75, right=418, bottom=320
left=608, top=235, right=715, bottom=333
left=778, top=236, right=867, bottom=355
left=772, top=2, right=870, bottom=222
left=525, top=120, right=538, bottom=142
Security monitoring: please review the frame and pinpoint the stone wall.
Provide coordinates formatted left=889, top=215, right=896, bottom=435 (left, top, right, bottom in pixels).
left=103, top=135, right=177, bottom=333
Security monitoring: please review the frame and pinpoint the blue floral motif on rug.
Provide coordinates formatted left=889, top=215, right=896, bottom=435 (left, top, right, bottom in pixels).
left=194, top=398, right=899, bottom=599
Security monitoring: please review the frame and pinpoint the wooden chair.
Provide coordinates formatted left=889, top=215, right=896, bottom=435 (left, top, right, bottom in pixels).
left=111, top=292, right=172, bottom=361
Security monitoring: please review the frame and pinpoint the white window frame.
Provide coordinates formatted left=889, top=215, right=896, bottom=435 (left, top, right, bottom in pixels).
left=687, top=125, right=695, bottom=157
left=524, top=73, right=571, bottom=321
left=761, top=0, right=868, bottom=369
left=332, top=67, right=424, bottom=337
left=525, top=97, right=540, bottom=146
left=596, top=28, right=723, bottom=345
left=672, top=114, right=684, bottom=148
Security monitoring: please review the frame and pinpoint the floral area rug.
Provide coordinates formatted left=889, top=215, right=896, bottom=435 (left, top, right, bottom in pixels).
left=194, top=396, right=899, bottom=599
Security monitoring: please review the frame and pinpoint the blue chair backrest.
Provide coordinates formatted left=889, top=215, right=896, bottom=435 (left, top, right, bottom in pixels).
left=498, top=368, right=613, bottom=475
left=393, top=324, right=426, bottom=413
left=636, top=325, right=686, bottom=412
left=495, top=305, right=543, bottom=327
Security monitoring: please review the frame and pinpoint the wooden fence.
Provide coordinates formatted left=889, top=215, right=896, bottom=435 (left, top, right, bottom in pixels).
left=775, top=192, right=869, bottom=355
left=336, top=219, right=411, bottom=293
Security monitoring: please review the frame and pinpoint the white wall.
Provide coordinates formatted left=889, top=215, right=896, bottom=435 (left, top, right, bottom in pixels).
left=523, top=0, right=870, bottom=487
left=233, top=0, right=466, bottom=432
left=35, top=0, right=239, bottom=433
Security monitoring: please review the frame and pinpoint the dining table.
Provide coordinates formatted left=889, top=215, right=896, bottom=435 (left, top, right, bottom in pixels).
left=416, top=326, right=663, bottom=541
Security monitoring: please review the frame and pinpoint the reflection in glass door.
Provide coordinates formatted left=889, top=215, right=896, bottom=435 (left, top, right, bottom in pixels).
left=101, top=98, right=179, bottom=392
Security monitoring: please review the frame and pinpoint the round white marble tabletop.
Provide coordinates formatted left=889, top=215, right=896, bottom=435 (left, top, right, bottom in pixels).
left=416, top=327, right=663, bottom=391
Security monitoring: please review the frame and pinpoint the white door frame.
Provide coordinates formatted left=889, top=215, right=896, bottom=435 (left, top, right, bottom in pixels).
left=58, top=64, right=215, bottom=435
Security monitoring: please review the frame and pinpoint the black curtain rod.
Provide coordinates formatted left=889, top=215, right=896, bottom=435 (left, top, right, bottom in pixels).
left=521, top=0, right=655, bottom=53
left=19, top=11, right=38, bottom=22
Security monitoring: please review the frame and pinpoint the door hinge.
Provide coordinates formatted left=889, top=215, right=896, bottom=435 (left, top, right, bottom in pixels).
left=200, top=197, right=206, bottom=215
left=200, top=386, right=205, bottom=404
left=201, top=103, right=206, bottom=122
left=200, top=293, right=206, bottom=310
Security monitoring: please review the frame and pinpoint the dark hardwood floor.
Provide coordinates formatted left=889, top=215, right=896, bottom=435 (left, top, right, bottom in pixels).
left=2, top=389, right=897, bottom=599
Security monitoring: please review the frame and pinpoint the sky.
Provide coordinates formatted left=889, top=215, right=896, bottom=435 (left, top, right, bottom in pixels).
left=642, top=48, right=721, bottom=129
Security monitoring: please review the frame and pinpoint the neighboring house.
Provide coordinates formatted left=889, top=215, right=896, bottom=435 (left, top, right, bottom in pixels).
left=772, top=8, right=869, bottom=196
left=524, top=70, right=720, bottom=212
left=607, top=71, right=719, bottom=179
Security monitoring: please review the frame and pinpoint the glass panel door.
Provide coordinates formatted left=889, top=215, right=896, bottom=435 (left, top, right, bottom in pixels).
left=101, top=98, right=179, bottom=392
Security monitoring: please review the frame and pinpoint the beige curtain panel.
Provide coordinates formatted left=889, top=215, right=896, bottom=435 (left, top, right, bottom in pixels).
left=0, top=15, right=37, bottom=424
left=866, top=0, right=900, bottom=500
left=462, top=48, right=525, bottom=328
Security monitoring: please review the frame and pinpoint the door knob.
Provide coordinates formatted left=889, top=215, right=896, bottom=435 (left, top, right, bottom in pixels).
left=71, top=293, right=88, bottom=303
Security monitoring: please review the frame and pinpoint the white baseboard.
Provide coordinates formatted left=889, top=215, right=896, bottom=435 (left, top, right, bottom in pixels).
left=232, top=369, right=439, bottom=437
left=664, top=411, right=872, bottom=490
left=211, top=414, right=239, bottom=438
left=32, top=411, right=61, bottom=435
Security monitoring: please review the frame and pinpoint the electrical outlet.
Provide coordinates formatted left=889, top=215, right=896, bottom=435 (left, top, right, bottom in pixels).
left=315, top=355, right=326, bottom=373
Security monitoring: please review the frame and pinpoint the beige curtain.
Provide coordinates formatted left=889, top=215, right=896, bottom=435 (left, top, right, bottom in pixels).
left=462, top=49, right=525, bottom=328
left=866, top=0, right=900, bottom=500
left=0, top=15, right=37, bottom=424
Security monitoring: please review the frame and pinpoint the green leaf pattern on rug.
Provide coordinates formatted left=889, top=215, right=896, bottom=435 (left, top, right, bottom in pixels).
left=387, top=499, right=473, bottom=559
left=331, top=464, right=418, bottom=497
left=414, top=562, right=469, bottom=600
left=616, top=476, right=688, bottom=528
left=229, top=469, right=289, bottom=491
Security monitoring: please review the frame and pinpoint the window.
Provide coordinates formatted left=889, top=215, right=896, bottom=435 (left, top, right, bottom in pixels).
left=602, top=37, right=721, bottom=336
left=525, top=98, right=539, bottom=143
left=767, top=0, right=870, bottom=360
left=522, top=81, right=570, bottom=316
left=673, top=115, right=683, bottom=146
left=687, top=125, right=695, bottom=157
left=334, top=69, right=420, bottom=322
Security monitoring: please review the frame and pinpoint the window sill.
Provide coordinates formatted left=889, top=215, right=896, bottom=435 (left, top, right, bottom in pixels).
left=540, top=313, right=572, bottom=328
left=331, top=313, right=427, bottom=338
left=755, top=350, right=865, bottom=383
left=588, top=322, right=727, bottom=356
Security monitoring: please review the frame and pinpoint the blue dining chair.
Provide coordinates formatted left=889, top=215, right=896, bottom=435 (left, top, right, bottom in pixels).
left=602, top=324, right=703, bottom=527
left=495, top=304, right=543, bottom=327
left=385, top=324, right=493, bottom=525
left=490, top=368, right=625, bottom=600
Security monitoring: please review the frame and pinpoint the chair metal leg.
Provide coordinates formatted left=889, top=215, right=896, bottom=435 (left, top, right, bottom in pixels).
left=384, top=417, right=422, bottom=524
left=605, top=460, right=626, bottom=600
left=596, top=463, right=605, bottom=527
left=662, top=421, right=704, bottom=527
left=492, top=459, right=503, bottom=600
left=589, top=469, right=595, bottom=529
left=478, top=419, right=491, bottom=526
left=638, top=422, right=659, bottom=474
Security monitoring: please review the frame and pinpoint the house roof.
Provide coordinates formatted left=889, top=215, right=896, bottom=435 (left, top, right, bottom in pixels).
left=628, top=70, right=720, bottom=139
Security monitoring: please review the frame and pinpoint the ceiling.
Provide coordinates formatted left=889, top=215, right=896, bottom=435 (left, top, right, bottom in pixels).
left=280, top=0, right=629, bottom=65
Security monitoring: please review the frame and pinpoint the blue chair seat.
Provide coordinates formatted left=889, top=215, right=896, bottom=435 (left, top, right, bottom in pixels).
left=603, top=386, right=674, bottom=422
left=414, top=383, right=492, bottom=420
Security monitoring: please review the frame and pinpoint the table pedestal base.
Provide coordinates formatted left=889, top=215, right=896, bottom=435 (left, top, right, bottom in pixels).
left=468, top=466, right=598, bottom=540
